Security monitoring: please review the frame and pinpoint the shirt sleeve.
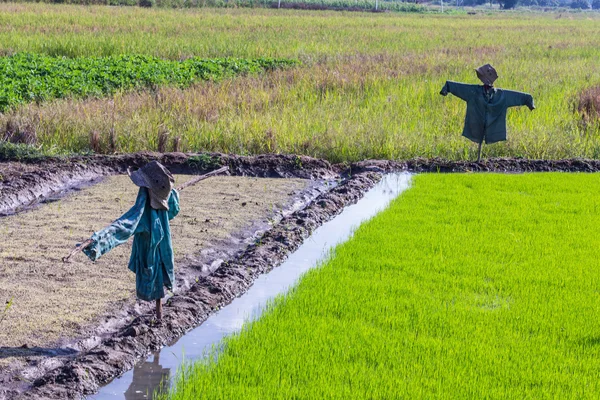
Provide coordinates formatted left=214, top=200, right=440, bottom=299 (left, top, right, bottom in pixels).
left=83, top=188, right=148, bottom=261
left=167, top=189, right=180, bottom=221
left=503, top=89, right=535, bottom=110
left=439, top=81, right=478, bottom=102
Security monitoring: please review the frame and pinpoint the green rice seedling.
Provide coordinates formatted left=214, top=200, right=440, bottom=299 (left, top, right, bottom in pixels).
left=160, top=173, right=600, bottom=399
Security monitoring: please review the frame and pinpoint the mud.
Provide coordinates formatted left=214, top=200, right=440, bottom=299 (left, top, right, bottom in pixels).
left=345, top=157, right=600, bottom=174
left=2, top=153, right=600, bottom=400
left=15, top=172, right=381, bottom=400
left=0, top=152, right=336, bottom=216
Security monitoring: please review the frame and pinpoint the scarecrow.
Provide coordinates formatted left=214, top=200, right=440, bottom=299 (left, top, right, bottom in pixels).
left=440, top=64, right=535, bottom=162
left=82, top=161, right=180, bottom=320
left=63, top=163, right=228, bottom=320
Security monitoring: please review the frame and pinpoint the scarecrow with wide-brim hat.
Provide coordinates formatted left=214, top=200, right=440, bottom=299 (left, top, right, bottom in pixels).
left=440, top=64, right=535, bottom=162
left=82, top=161, right=180, bottom=320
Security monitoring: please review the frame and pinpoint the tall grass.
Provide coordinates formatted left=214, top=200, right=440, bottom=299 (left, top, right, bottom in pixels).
left=160, top=173, right=600, bottom=399
left=1, top=5, right=600, bottom=161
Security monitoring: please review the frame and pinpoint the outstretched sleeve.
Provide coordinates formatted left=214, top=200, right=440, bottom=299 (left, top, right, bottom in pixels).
left=504, top=89, right=535, bottom=110
left=167, top=189, right=180, bottom=221
left=83, top=188, right=148, bottom=261
left=439, top=81, right=478, bottom=102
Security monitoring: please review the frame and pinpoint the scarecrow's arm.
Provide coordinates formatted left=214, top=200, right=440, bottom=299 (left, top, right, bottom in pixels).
left=503, top=89, right=535, bottom=110
left=82, top=188, right=147, bottom=261
left=439, top=81, right=478, bottom=102
left=167, top=189, right=180, bottom=221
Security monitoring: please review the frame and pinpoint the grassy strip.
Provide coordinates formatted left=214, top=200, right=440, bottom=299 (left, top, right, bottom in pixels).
left=8, top=0, right=426, bottom=12
left=161, top=173, right=600, bottom=399
left=0, top=53, right=296, bottom=112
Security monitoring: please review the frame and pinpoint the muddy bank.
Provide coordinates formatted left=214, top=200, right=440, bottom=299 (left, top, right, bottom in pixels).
left=17, top=171, right=381, bottom=400
left=0, top=152, right=336, bottom=216
left=345, top=157, right=600, bottom=174
left=4, top=154, right=600, bottom=216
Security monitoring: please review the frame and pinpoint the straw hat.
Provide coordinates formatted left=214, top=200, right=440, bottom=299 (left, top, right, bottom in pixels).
left=127, top=161, right=175, bottom=211
left=475, top=64, right=498, bottom=86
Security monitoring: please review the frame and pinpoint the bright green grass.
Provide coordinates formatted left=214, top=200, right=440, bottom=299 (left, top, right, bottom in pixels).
left=163, top=173, right=600, bottom=399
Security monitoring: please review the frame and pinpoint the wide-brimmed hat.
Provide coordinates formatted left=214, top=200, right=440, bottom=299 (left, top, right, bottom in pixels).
left=475, top=64, right=498, bottom=86
left=127, top=161, right=175, bottom=211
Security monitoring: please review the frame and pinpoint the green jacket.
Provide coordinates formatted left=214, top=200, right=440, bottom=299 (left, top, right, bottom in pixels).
left=440, top=81, right=535, bottom=144
left=83, top=188, right=180, bottom=301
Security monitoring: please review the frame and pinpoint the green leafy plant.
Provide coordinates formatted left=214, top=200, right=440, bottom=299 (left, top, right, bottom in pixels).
left=0, top=53, right=298, bottom=112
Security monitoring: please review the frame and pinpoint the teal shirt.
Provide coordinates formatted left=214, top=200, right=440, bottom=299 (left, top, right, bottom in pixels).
left=440, top=81, right=535, bottom=144
left=83, top=188, right=180, bottom=301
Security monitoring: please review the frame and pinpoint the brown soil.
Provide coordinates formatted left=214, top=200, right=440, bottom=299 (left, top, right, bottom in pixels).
left=0, top=175, right=311, bottom=351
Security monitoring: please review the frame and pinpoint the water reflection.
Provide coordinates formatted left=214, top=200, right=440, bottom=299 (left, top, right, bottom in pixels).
left=123, top=353, right=170, bottom=400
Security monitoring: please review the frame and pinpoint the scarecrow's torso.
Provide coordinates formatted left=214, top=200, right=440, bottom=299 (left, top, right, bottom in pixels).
left=440, top=81, right=535, bottom=144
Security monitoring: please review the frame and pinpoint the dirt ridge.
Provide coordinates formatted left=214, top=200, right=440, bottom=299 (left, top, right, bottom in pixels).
left=0, top=152, right=336, bottom=216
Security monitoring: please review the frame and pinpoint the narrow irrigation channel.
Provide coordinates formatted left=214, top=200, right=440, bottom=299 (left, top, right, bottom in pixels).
left=90, top=172, right=411, bottom=400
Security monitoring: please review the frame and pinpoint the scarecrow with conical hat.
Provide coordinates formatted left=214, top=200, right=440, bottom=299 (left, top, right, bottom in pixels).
left=83, top=161, right=180, bottom=320
left=440, top=64, right=535, bottom=162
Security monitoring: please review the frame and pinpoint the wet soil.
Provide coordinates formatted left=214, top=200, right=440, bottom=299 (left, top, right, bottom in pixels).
left=344, top=157, right=600, bottom=174
left=2, top=153, right=600, bottom=399
left=11, top=172, right=382, bottom=400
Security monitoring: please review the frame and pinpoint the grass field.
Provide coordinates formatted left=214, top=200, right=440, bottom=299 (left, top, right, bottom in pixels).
left=161, top=173, right=600, bottom=399
left=1, top=5, right=600, bottom=160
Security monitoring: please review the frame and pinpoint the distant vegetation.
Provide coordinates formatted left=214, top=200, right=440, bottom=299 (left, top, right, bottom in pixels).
left=160, top=173, right=600, bottom=399
left=0, top=4, right=600, bottom=161
left=4, top=0, right=599, bottom=10
left=7, top=0, right=426, bottom=12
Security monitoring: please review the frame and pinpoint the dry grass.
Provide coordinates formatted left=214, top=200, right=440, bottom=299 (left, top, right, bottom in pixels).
left=0, top=174, right=309, bottom=357
left=577, top=86, right=600, bottom=128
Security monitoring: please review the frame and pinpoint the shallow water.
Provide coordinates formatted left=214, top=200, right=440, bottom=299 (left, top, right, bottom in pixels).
left=89, top=172, right=412, bottom=400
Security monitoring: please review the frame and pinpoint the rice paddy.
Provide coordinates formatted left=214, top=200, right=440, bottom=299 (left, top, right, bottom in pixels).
left=161, top=173, right=600, bottom=399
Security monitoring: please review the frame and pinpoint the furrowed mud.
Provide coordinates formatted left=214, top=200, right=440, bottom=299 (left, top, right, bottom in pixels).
left=14, top=172, right=382, bottom=400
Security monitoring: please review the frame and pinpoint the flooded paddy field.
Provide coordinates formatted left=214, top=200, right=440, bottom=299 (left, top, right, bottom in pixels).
left=160, top=173, right=600, bottom=400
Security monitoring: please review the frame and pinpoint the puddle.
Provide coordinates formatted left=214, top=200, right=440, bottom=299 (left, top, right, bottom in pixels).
left=89, top=172, right=412, bottom=400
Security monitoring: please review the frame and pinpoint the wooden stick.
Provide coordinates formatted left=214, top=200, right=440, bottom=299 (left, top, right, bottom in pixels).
left=176, top=166, right=229, bottom=191
left=156, top=299, right=163, bottom=320
left=62, top=239, right=93, bottom=263
left=61, top=166, right=229, bottom=263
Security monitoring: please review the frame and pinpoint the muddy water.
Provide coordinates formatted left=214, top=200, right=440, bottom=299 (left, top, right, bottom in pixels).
left=89, top=173, right=412, bottom=400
